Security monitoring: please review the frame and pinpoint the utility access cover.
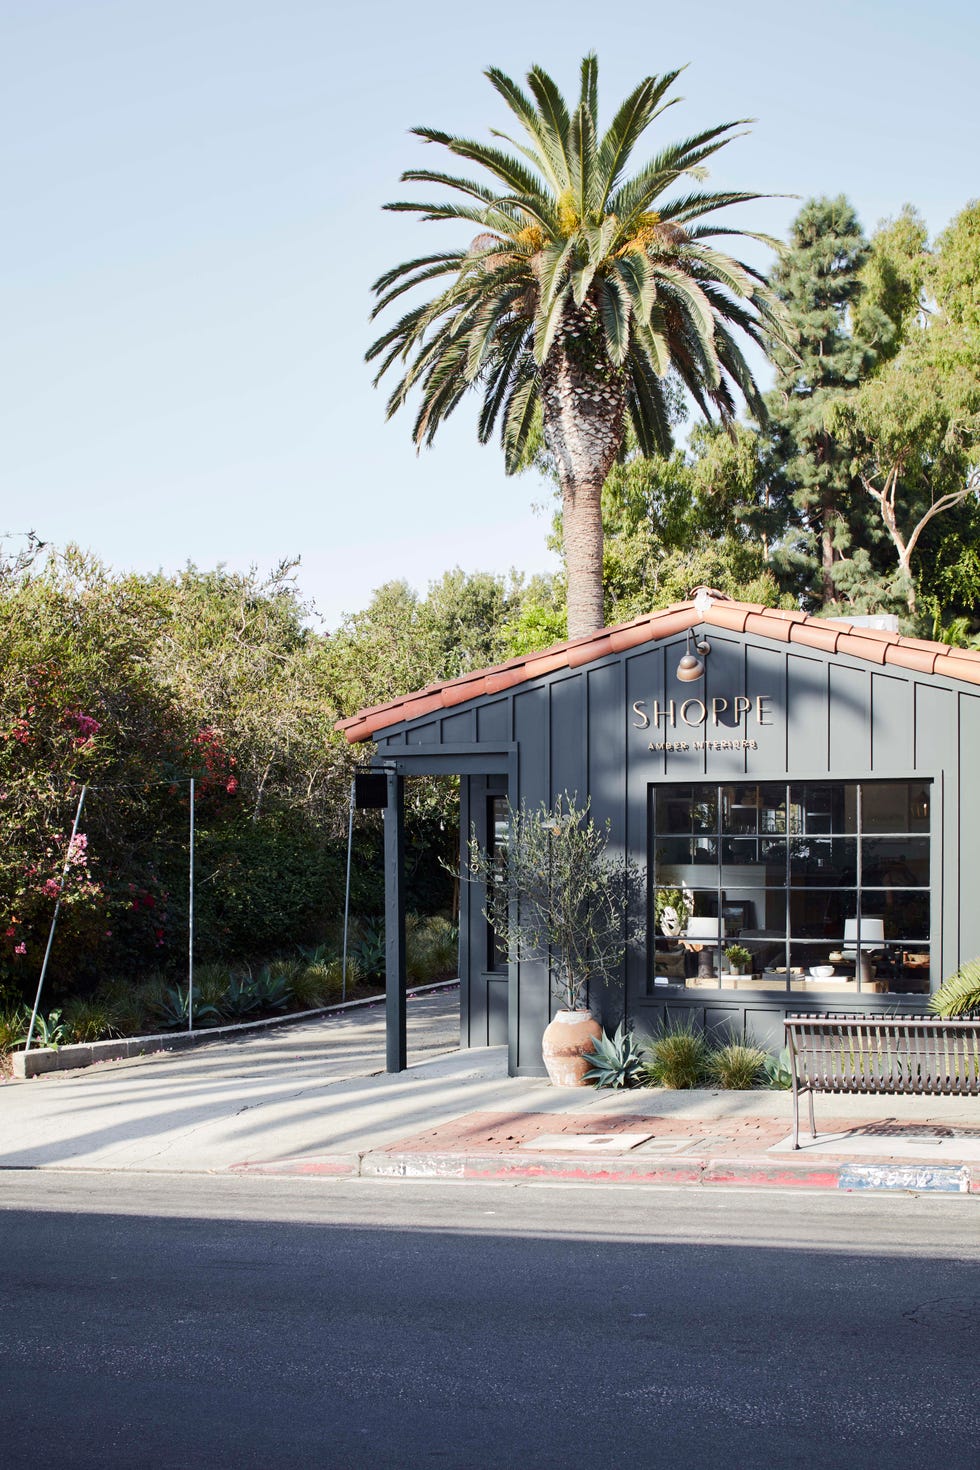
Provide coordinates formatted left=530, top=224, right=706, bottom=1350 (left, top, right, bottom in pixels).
left=520, top=1131, right=657, bottom=1153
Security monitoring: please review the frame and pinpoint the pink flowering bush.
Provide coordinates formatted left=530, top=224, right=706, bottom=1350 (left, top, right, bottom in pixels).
left=0, top=550, right=349, bottom=999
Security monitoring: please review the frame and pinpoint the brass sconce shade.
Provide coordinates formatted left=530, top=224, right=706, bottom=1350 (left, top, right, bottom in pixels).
left=676, top=630, right=711, bottom=682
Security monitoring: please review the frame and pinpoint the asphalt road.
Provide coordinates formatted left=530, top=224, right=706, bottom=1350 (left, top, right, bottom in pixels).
left=2, top=1174, right=978, bottom=1469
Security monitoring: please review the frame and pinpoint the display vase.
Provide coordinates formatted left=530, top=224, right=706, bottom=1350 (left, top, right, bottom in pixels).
left=541, top=1009, right=603, bottom=1087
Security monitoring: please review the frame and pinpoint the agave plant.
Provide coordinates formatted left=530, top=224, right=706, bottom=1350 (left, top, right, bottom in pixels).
left=763, top=1046, right=794, bottom=1090
left=583, top=1022, right=645, bottom=1089
left=929, top=958, right=980, bottom=1017
left=369, top=55, right=787, bottom=638
left=250, top=968, right=294, bottom=1015
left=220, top=973, right=263, bottom=1021
left=151, top=986, right=220, bottom=1031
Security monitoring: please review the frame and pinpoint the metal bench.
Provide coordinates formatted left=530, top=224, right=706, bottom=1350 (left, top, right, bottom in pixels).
left=783, top=1014, right=980, bottom=1149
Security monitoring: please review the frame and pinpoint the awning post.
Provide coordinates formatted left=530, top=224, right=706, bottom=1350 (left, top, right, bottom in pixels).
left=384, top=771, right=407, bottom=1072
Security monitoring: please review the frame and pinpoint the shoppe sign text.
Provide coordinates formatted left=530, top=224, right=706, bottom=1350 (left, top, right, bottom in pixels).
left=631, top=694, right=773, bottom=753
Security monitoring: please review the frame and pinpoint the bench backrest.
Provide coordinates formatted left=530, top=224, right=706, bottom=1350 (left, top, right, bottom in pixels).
left=784, top=1015, right=980, bottom=1096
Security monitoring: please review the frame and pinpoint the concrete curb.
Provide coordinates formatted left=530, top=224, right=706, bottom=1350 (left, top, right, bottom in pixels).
left=9, top=980, right=460, bottom=1078
left=230, top=1147, right=980, bottom=1194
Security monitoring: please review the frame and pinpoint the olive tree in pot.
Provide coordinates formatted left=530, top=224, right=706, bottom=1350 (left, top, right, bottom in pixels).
left=466, top=793, right=644, bottom=1085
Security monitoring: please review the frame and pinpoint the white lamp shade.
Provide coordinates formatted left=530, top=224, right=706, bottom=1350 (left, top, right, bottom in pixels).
left=843, top=918, right=885, bottom=950
left=685, top=916, right=726, bottom=941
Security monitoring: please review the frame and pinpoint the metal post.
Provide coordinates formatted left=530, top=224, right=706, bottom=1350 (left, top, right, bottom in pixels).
left=384, top=771, right=407, bottom=1072
left=341, top=779, right=355, bottom=1005
left=25, top=784, right=87, bottom=1053
left=188, top=777, right=195, bottom=1033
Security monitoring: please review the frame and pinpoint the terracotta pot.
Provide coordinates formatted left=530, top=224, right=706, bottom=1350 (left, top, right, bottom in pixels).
left=541, top=1009, right=603, bottom=1087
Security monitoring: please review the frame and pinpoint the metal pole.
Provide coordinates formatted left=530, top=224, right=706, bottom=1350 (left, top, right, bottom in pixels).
left=188, top=777, right=195, bottom=1033
left=25, top=784, right=87, bottom=1053
left=341, top=778, right=355, bottom=1005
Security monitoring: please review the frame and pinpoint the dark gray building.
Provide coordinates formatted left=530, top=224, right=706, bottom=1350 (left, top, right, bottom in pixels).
left=338, top=592, right=980, bottom=1077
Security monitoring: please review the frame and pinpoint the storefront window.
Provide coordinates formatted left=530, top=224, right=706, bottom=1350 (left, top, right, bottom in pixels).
left=650, top=780, right=932, bottom=997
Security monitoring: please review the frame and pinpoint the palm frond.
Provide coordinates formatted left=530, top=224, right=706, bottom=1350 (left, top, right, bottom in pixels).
left=930, top=959, right=980, bottom=1017
left=502, top=372, right=540, bottom=472
left=526, top=65, right=573, bottom=185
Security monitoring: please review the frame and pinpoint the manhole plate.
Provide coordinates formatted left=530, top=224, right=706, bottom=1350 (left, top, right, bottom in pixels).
left=520, top=1131, right=656, bottom=1153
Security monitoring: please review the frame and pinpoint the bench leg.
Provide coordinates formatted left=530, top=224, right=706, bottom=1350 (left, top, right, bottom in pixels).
left=808, top=1088, right=816, bottom=1140
left=792, top=1077, right=800, bottom=1150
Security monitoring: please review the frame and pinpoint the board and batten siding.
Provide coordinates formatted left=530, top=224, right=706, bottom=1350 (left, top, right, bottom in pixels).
left=374, top=629, right=980, bottom=1075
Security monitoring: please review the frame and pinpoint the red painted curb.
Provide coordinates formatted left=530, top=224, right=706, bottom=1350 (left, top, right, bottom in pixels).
left=227, top=1150, right=980, bottom=1193
left=231, top=1156, right=359, bottom=1177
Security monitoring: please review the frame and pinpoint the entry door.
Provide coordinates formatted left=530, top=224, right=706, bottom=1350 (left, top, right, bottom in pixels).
left=460, top=776, right=509, bottom=1047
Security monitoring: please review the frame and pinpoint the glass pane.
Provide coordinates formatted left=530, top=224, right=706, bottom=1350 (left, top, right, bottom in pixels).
left=789, top=888, right=853, bottom=939
left=655, top=836, right=695, bottom=867
left=879, top=892, right=930, bottom=942
left=760, top=837, right=787, bottom=868
left=721, top=836, right=758, bottom=864
left=863, top=781, right=931, bottom=833
left=690, top=791, right=718, bottom=834
left=797, top=783, right=849, bottom=834
left=722, top=785, right=761, bottom=834
left=690, top=836, right=718, bottom=865
left=862, top=837, right=930, bottom=888
left=757, top=784, right=788, bottom=833
left=655, top=786, right=694, bottom=834
left=789, top=837, right=857, bottom=884
left=887, top=945, right=932, bottom=995
left=653, top=887, right=691, bottom=939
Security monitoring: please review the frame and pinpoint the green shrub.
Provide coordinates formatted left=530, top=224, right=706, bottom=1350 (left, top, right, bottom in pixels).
left=706, top=1042, right=767, bottom=1090
left=289, top=965, right=328, bottom=1009
left=641, top=1021, right=708, bottom=1089
left=321, top=957, right=360, bottom=999
left=63, top=996, right=123, bottom=1044
left=405, top=914, right=458, bottom=984
left=192, top=964, right=233, bottom=1010
left=0, top=1003, right=28, bottom=1059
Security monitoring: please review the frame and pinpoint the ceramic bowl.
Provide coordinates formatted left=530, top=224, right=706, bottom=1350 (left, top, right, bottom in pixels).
left=809, top=965, right=835, bottom=979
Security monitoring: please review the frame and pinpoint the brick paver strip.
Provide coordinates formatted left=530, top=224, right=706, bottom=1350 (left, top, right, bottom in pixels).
left=380, top=1110, right=978, bottom=1160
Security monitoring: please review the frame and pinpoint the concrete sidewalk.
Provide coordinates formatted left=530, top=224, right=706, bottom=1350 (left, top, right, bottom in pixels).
left=3, top=987, right=979, bottom=1193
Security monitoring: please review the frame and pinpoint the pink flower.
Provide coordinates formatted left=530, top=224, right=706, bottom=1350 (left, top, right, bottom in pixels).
left=64, top=710, right=101, bottom=739
left=42, top=878, right=60, bottom=898
left=226, top=777, right=239, bottom=796
left=14, top=942, right=26, bottom=955
left=67, top=833, right=88, bottom=866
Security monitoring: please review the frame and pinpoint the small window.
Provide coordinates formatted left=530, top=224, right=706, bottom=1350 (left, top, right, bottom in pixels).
left=487, top=796, right=509, bottom=972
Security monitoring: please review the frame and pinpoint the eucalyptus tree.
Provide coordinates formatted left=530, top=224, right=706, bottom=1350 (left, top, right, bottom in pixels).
left=368, top=56, right=787, bottom=638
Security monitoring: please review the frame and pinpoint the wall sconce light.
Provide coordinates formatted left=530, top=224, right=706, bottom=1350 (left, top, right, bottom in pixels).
left=676, top=628, right=712, bottom=682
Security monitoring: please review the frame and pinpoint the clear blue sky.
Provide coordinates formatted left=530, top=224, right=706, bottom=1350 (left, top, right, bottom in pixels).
left=2, top=0, right=975, bottom=628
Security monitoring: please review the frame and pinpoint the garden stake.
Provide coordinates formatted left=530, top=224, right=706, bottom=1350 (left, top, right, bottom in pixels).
left=24, top=783, right=88, bottom=1054
left=341, top=778, right=354, bottom=1004
left=188, top=777, right=195, bottom=1032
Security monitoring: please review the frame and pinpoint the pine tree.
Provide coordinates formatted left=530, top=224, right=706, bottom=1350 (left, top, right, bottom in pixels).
left=767, top=197, right=884, bottom=607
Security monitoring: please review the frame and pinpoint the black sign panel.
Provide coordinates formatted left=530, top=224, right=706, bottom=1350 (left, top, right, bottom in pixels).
left=354, top=771, right=389, bottom=809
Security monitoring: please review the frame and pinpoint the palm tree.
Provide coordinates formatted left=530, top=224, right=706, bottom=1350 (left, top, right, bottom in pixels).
left=368, top=56, right=786, bottom=639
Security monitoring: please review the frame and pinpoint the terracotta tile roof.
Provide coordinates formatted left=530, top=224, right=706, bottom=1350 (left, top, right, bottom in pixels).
left=335, top=595, right=980, bottom=744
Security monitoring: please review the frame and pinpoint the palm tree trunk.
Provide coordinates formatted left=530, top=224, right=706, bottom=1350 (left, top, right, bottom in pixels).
left=540, top=312, right=625, bottom=640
